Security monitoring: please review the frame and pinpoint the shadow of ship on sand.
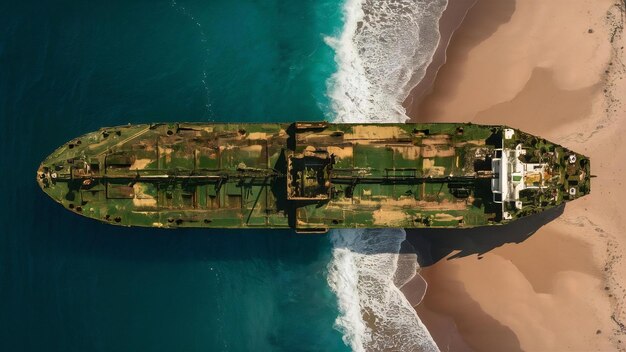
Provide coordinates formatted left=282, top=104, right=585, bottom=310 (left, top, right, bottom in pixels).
left=404, top=204, right=565, bottom=267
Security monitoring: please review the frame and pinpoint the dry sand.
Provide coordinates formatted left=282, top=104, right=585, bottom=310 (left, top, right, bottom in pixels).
left=404, top=0, right=626, bottom=350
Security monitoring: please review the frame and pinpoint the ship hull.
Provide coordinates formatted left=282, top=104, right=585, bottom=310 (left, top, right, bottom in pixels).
left=36, top=122, right=590, bottom=232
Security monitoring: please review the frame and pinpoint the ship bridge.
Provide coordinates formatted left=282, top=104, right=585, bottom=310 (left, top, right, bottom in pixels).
left=490, top=128, right=590, bottom=221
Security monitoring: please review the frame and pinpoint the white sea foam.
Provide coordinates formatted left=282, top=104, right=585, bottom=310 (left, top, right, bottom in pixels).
left=327, top=229, right=438, bottom=351
left=325, top=0, right=447, bottom=123
left=326, top=0, right=448, bottom=350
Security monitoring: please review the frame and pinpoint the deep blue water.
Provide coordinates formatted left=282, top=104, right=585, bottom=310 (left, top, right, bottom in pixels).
left=0, top=1, right=349, bottom=351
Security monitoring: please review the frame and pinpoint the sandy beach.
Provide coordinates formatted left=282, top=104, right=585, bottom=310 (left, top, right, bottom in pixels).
left=404, top=0, right=626, bottom=350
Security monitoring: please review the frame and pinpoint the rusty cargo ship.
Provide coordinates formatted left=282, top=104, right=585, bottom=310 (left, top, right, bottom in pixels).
left=36, top=122, right=590, bottom=232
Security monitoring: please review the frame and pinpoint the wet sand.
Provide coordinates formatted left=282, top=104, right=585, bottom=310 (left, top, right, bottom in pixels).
left=404, top=0, right=477, bottom=111
left=404, top=0, right=626, bottom=350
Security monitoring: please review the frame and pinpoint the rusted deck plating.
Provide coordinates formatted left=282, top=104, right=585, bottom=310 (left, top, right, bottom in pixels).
left=37, top=122, right=590, bottom=232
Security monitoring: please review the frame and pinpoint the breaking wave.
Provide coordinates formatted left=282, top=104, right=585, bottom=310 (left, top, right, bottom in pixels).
left=327, top=229, right=438, bottom=351
left=325, top=0, right=448, bottom=350
left=325, top=0, right=447, bottom=123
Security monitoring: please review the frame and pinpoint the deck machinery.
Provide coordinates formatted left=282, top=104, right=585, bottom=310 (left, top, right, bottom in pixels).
left=37, top=122, right=590, bottom=232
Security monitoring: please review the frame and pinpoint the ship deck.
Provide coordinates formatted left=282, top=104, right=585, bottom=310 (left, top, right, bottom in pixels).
left=37, top=122, right=590, bottom=231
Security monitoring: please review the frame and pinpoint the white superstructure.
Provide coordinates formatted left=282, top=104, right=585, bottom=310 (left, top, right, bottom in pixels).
left=491, top=129, right=551, bottom=219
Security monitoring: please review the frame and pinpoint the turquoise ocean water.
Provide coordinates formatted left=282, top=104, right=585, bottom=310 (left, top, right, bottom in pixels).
left=0, top=1, right=350, bottom=351
left=1, top=0, right=451, bottom=350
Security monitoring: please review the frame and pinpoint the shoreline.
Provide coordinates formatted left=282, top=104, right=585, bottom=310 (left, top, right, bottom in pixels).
left=403, top=0, right=626, bottom=350
left=403, top=0, right=477, bottom=116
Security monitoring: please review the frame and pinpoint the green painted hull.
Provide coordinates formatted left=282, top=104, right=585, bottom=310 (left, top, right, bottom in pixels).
left=36, top=122, right=590, bottom=232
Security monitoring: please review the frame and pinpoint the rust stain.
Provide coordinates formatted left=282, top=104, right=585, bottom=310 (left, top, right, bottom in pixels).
left=247, top=132, right=268, bottom=140
left=345, top=125, right=406, bottom=141
left=132, top=184, right=157, bottom=207
left=373, top=208, right=407, bottom=225
left=130, top=158, right=152, bottom=170
left=326, top=146, right=353, bottom=159
left=389, top=145, right=421, bottom=160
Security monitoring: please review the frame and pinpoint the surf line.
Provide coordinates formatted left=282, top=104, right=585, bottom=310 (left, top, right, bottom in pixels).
left=324, top=0, right=449, bottom=350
